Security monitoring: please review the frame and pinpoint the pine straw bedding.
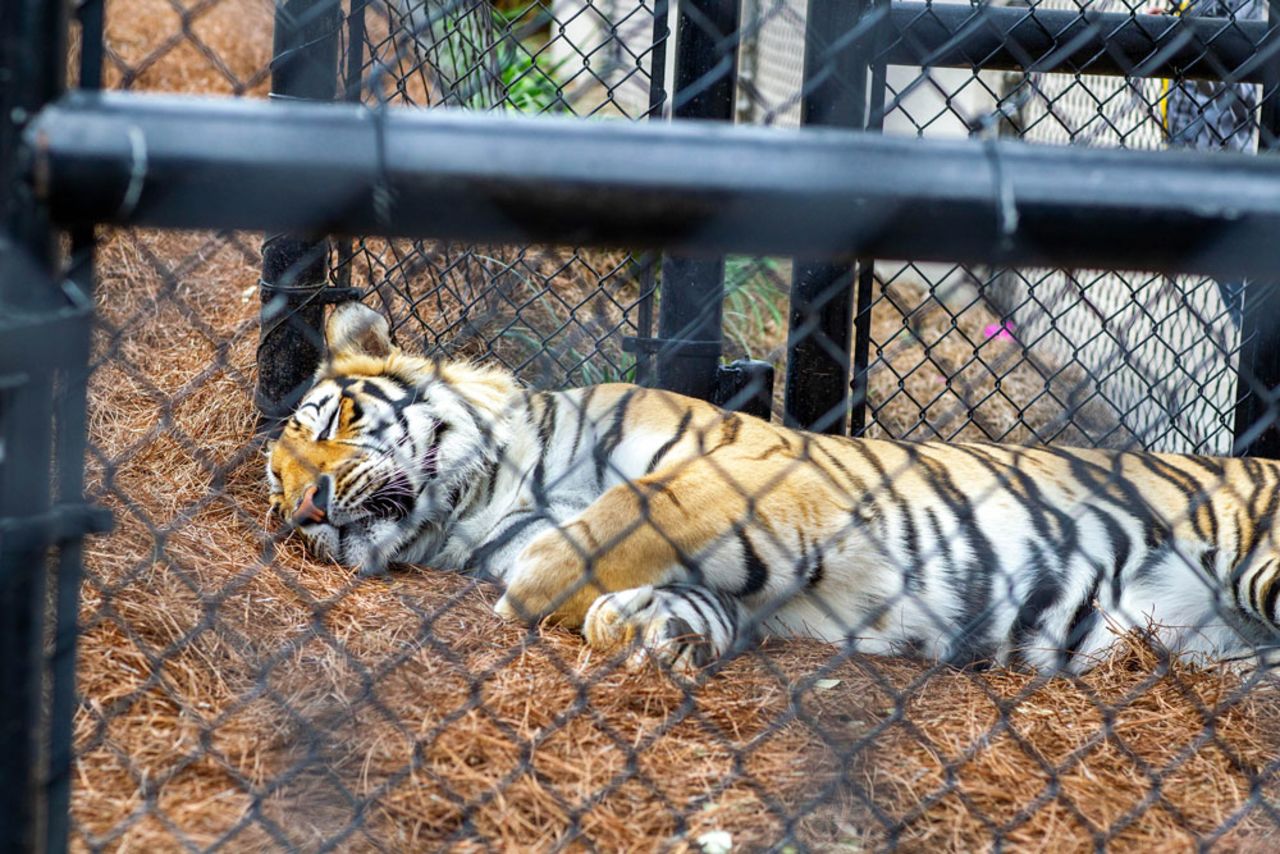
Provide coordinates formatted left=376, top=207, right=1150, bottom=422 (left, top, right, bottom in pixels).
left=69, top=228, right=1280, bottom=851
left=73, top=2, right=1278, bottom=846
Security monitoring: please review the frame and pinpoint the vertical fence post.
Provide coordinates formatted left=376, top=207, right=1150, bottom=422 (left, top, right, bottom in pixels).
left=849, top=31, right=888, bottom=438
left=44, top=5, right=107, bottom=852
left=255, top=0, right=343, bottom=427
left=652, top=0, right=741, bottom=401
left=1232, top=0, right=1280, bottom=457
left=782, top=0, right=871, bottom=433
left=0, top=1, right=67, bottom=851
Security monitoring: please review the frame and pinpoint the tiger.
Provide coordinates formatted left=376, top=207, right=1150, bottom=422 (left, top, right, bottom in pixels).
left=266, top=302, right=1280, bottom=674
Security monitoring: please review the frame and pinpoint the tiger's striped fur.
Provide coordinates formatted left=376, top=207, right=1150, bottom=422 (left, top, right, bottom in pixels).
left=266, top=303, right=1280, bottom=673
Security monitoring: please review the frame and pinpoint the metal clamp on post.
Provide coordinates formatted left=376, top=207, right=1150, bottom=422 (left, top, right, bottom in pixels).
left=257, top=280, right=363, bottom=306
left=0, top=505, right=114, bottom=553
left=715, top=359, right=775, bottom=421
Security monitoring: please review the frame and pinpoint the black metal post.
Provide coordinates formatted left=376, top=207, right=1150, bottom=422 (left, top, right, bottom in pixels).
left=256, top=0, right=343, bottom=426
left=0, top=1, right=68, bottom=851
left=1232, top=0, right=1280, bottom=458
left=631, top=0, right=672, bottom=386
left=881, top=4, right=1270, bottom=84
left=654, top=0, right=740, bottom=401
left=783, top=0, right=874, bottom=433
left=850, top=41, right=888, bottom=438
left=333, top=0, right=367, bottom=292
left=44, top=5, right=106, bottom=851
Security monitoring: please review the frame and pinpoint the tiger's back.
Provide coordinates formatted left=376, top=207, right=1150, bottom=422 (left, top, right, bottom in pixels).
left=501, top=383, right=1280, bottom=672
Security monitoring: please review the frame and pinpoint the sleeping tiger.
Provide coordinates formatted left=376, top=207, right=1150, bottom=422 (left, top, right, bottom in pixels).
left=266, top=302, right=1280, bottom=674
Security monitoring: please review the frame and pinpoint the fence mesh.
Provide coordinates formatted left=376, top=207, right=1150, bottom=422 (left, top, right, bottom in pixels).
left=49, top=0, right=1280, bottom=850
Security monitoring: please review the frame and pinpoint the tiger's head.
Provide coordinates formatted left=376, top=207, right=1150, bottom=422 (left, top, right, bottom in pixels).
left=266, top=302, right=519, bottom=572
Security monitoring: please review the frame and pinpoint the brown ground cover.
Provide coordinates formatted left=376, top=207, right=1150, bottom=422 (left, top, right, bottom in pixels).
left=72, top=3, right=1279, bottom=850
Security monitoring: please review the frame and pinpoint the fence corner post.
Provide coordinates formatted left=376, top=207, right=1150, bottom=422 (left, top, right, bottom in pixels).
left=1232, top=0, right=1280, bottom=458
left=783, top=0, right=878, bottom=435
left=255, top=0, right=344, bottom=429
left=651, top=0, right=741, bottom=402
left=0, top=1, right=72, bottom=852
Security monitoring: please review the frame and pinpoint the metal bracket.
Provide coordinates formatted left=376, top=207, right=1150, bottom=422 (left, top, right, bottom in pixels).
left=0, top=503, right=114, bottom=551
left=714, top=359, right=774, bottom=421
left=258, top=282, right=363, bottom=305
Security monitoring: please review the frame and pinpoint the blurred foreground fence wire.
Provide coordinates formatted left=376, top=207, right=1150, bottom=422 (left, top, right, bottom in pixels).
left=3, top=0, right=1280, bottom=850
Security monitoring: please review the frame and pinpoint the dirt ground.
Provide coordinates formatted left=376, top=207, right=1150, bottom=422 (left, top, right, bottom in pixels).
left=69, top=2, right=1280, bottom=851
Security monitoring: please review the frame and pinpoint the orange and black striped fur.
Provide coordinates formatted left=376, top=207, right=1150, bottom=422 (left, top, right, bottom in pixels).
left=267, top=303, right=1280, bottom=673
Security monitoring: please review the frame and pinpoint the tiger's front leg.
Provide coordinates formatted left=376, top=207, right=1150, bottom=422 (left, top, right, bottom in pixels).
left=582, top=584, right=742, bottom=671
left=492, top=457, right=753, bottom=641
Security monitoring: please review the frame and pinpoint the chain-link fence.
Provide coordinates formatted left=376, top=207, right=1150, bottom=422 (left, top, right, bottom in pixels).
left=2, top=0, right=1280, bottom=850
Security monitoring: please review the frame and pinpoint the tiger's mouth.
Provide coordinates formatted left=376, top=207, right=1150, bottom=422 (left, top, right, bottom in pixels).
left=364, top=472, right=416, bottom=520
left=358, top=421, right=450, bottom=522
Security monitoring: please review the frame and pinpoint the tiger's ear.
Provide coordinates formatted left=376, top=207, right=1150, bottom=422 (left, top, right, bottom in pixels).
left=326, top=302, right=392, bottom=360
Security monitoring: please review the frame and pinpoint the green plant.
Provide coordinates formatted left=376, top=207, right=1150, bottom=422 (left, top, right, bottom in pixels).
left=489, top=6, right=570, bottom=114
left=722, top=256, right=788, bottom=359
left=496, top=48, right=571, bottom=114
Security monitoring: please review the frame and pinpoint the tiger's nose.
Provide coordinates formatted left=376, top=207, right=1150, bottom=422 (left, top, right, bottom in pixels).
left=292, top=481, right=329, bottom=525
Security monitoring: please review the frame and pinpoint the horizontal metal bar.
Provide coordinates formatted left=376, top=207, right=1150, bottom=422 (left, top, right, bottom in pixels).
left=883, top=3, right=1274, bottom=84
left=0, top=504, right=114, bottom=552
left=25, top=92, right=1280, bottom=278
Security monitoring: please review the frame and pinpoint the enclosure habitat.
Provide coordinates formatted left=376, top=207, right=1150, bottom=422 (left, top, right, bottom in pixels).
left=2, top=0, right=1280, bottom=851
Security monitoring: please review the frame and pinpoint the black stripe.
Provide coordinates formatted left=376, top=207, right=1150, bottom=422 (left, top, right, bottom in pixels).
left=808, top=542, right=826, bottom=589
left=1007, top=542, right=1063, bottom=665
left=921, top=509, right=952, bottom=597
left=1248, top=561, right=1267, bottom=615
left=359, top=373, right=416, bottom=434
left=1182, top=453, right=1227, bottom=479
left=467, top=511, right=544, bottom=573
left=1088, top=507, right=1132, bottom=609
left=1144, top=454, right=1218, bottom=542
left=298, top=391, right=333, bottom=417
left=821, top=437, right=873, bottom=493
left=737, top=529, right=769, bottom=598
left=901, top=508, right=924, bottom=594
left=531, top=394, right=559, bottom=507
left=1200, top=547, right=1218, bottom=583
left=1263, top=567, right=1280, bottom=625
left=706, top=414, right=747, bottom=453
left=684, top=585, right=737, bottom=638
left=535, top=393, right=558, bottom=460
left=1252, top=481, right=1280, bottom=558
left=675, top=586, right=719, bottom=638
left=1044, top=446, right=1167, bottom=566
left=905, top=449, right=997, bottom=649
left=569, top=386, right=596, bottom=458
left=1062, top=568, right=1103, bottom=668
left=481, top=458, right=502, bottom=509
left=953, top=443, right=1077, bottom=554
left=647, top=409, right=693, bottom=473
left=593, top=391, right=634, bottom=487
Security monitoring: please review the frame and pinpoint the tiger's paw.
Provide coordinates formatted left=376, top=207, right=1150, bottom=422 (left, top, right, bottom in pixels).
left=583, top=585, right=731, bottom=675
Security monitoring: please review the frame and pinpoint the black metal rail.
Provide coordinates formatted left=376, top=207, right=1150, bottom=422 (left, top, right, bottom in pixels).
left=882, top=3, right=1274, bottom=83
left=28, top=92, right=1280, bottom=279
